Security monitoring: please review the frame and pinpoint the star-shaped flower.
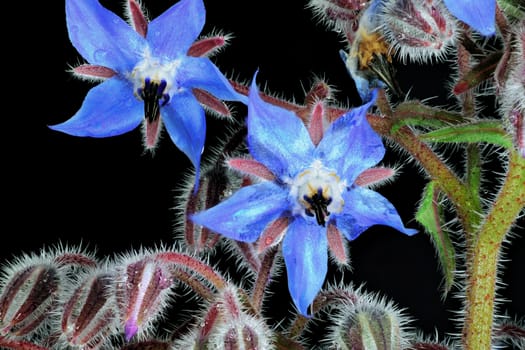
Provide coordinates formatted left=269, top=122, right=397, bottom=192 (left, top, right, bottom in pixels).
left=443, top=0, right=496, bottom=36
left=191, top=73, right=418, bottom=316
left=51, top=0, right=246, bottom=182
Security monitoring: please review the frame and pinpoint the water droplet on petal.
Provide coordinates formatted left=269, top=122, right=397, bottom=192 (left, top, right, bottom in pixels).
left=93, top=49, right=108, bottom=63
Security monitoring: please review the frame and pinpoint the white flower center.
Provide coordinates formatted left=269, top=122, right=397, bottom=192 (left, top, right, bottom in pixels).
left=289, top=160, right=346, bottom=226
left=129, top=49, right=182, bottom=122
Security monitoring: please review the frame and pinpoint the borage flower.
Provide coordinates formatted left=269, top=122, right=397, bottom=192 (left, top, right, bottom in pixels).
left=191, top=73, right=418, bottom=316
left=51, top=0, right=246, bottom=182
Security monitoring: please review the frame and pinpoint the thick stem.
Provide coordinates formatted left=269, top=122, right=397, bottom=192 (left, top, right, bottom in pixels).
left=462, top=151, right=525, bottom=349
left=373, top=120, right=477, bottom=230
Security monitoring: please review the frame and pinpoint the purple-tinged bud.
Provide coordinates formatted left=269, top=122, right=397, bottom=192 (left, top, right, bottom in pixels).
left=380, top=0, right=457, bottom=63
left=0, top=263, right=60, bottom=338
left=326, top=289, right=412, bottom=350
left=114, top=254, right=174, bottom=342
left=60, top=269, right=117, bottom=349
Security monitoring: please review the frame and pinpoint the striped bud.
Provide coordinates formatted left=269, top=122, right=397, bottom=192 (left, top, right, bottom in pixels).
left=0, top=263, right=60, bottom=338
left=380, top=0, right=457, bottom=63
left=207, top=286, right=272, bottom=350
left=327, top=290, right=411, bottom=350
left=115, top=256, right=174, bottom=342
left=173, top=285, right=272, bottom=349
left=60, top=269, right=117, bottom=349
left=176, top=126, right=246, bottom=254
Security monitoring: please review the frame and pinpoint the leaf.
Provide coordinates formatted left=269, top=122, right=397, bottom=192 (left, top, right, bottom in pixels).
left=390, top=101, right=465, bottom=133
left=415, top=181, right=456, bottom=296
left=420, top=120, right=514, bottom=148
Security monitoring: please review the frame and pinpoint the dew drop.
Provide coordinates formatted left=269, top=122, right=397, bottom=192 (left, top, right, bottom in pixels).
left=93, top=49, right=108, bottom=63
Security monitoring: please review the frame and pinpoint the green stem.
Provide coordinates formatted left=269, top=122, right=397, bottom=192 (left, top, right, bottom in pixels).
left=462, top=151, right=525, bottom=349
left=369, top=118, right=477, bottom=231
left=465, top=144, right=482, bottom=221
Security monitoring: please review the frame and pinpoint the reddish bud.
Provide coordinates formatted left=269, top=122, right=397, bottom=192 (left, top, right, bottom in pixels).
left=0, top=264, right=60, bottom=338
left=60, top=270, right=117, bottom=349
left=115, top=256, right=173, bottom=342
left=380, top=0, right=457, bottom=63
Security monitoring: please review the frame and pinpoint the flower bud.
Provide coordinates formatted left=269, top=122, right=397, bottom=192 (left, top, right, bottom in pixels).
left=176, top=127, right=246, bottom=254
left=208, top=286, right=272, bottom=350
left=307, top=0, right=367, bottom=33
left=114, top=254, right=174, bottom=342
left=173, top=285, right=273, bottom=349
left=60, top=269, right=117, bottom=349
left=0, top=262, right=60, bottom=338
left=380, top=0, right=457, bottom=63
left=327, top=290, right=411, bottom=350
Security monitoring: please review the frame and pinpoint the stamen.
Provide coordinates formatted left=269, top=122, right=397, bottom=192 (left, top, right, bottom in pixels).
left=138, top=78, right=169, bottom=123
left=303, top=188, right=332, bottom=227
left=289, top=160, right=345, bottom=227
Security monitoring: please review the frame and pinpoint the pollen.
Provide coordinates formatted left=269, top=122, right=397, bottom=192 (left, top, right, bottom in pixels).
left=353, top=29, right=392, bottom=69
left=289, top=160, right=346, bottom=226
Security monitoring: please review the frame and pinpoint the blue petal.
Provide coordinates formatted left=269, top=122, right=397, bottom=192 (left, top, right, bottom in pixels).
left=49, top=78, right=142, bottom=137
left=282, top=217, right=328, bottom=316
left=444, top=0, right=496, bottom=36
left=66, top=0, right=146, bottom=72
left=316, top=89, right=384, bottom=184
left=148, top=0, right=205, bottom=59
left=335, top=186, right=418, bottom=241
left=191, top=182, right=289, bottom=242
left=162, top=91, right=206, bottom=181
left=178, top=57, right=248, bottom=103
left=247, top=73, right=314, bottom=179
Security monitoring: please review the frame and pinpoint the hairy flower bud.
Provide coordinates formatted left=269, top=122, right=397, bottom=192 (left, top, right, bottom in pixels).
left=380, top=0, right=457, bottom=63
left=115, top=254, right=174, bottom=342
left=173, top=285, right=272, bottom=349
left=59, top=269, right=117, bottom=349
left=176, top=126, right=246, bottom=254
left=0, top=262, right=60, bottom=338
left=308, top=0, right=367, bottom=33
left=327, top=290, right=411, bottom=350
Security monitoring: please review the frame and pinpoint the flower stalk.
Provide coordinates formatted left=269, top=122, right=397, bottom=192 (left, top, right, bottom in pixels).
left=462, top=150, right=525, bottom=349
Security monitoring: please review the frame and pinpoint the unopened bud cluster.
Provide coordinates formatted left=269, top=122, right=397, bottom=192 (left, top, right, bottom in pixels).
left=0, top=247, right=176, bottom=349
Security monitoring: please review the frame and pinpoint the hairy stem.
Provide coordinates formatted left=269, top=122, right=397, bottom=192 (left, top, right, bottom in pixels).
left=369, top=116, right=477, bottom=232
left=462, top=151, right=525, bottom=349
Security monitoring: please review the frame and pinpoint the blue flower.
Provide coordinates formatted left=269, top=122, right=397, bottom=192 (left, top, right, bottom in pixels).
left=51, top=0, right=246, bottom=182
left=443, top=0, right=496, bottom=36
left=191, top=73, right=418, bottom=316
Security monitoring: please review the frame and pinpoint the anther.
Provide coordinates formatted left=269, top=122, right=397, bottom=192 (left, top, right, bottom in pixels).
left=304, top=188, right=332, bottom=227
left=138, top=78, right=169, bottom=123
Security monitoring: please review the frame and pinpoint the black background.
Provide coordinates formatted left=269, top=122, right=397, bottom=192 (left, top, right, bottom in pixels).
left=5, top=0, right=524, bottom=344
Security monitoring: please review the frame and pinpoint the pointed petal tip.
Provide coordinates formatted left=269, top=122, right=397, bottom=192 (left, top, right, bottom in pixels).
left=124, top=319, right=138, bottom=341
left=402, top=227, right=419, bottom=236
